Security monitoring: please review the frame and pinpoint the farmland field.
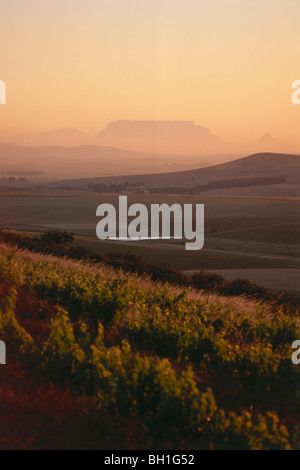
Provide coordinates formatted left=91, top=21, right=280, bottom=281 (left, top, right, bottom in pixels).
left=0, top=190, right=299, bottom=294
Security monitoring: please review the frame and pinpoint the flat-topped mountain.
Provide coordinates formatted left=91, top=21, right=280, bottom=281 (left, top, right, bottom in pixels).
left=0, top=122, right=296, bottom=156
left=95, top=120, right=229, bottom=155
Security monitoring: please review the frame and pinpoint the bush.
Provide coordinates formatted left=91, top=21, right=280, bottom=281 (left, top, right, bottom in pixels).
left=39, top=230, right=75, bottom=245
left=42, top=309, right=85, bottom=382
left=192, top=271, right=224, bottom=290
left=219, top=278, right=272, bottom=300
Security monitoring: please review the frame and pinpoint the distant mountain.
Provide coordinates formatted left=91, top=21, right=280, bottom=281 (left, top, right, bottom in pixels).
left=95, top=120, right=231, bottom=155
left=0, top=122, right=296, bottom=157
left=244, top=133, right=293, bottom=155
left=49, top=153, right=300, bottom=189
left=5, top=128, right=93, bottom=148
left=0, top=143, right=218, bottom=183
left=0, top=142, right=145, bottom=163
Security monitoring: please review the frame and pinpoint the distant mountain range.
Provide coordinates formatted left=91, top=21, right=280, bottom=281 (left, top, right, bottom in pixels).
left=95, top=122, right=294, bottom=156
left=0, top=129, right=91, bottom=148
left=0, top=121, right=296, bottom=156
left=0, top=142, right=230, bottom=183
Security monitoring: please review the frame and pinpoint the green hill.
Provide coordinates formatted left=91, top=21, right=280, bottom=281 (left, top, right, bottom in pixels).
left=0, top=241, right=299, bottom=450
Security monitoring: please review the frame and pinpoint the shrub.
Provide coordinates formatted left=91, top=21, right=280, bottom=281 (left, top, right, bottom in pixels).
left=39, top=230, right=75, bottom=245
left=192, top=271, right=224, bottom=290
left=219, top=278, right=272, bottom=300
left=42, top=309, right=85, bottom=382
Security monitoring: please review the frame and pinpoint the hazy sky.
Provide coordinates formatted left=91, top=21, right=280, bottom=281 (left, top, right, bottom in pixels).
left=0, top=0, right=299, bottom=145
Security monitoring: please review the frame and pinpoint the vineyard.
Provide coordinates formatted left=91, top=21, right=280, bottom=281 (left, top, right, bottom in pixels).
left=0, top=242, right=299, bottom=450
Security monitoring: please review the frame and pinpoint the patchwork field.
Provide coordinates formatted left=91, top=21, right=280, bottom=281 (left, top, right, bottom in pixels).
left=0, top=190, right=299, bottom=294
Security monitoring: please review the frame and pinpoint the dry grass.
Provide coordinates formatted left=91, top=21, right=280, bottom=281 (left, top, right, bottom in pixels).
left=0, top=242, right=271, bottom=322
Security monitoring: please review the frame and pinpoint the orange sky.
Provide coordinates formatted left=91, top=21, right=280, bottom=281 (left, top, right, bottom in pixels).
left=0, top=0, right=299, bottom=147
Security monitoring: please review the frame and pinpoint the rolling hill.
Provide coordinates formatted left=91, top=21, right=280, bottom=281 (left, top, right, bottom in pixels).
left=0, top=238, right=298, bottom=449
left=0, top=142, right=222, bottom=183
left=47, top=153, right=300, bottom=191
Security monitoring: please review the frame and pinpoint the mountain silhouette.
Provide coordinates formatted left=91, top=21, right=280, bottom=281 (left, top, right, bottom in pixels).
left=0, top=122, right=296, bottom=156
left=95, top=120, right=230, bottom=155
left=244, top=133, right=293, bottom=154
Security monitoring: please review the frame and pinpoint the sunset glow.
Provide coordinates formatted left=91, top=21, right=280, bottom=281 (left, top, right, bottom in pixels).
left=0, top=0, right=299, bottom=147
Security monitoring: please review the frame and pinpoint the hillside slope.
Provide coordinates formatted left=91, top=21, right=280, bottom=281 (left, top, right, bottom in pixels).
left=48, top=153, right=300, bottom=188
left=0, top=242, right=299, bottom=449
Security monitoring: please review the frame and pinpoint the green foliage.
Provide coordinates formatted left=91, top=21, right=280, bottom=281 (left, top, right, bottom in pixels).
left=42, top=309, right=85, bottom=382
left=0, top=229, right=277, bottom=302
left=0, top=252, right=23, bottom=286
left=0, top=249, right=299, bottom=449
left=0, top=287, right=35, bottom=354
left=91, top=334, right=217, bottom=438
left=214, top=411, right=291, bottom=450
